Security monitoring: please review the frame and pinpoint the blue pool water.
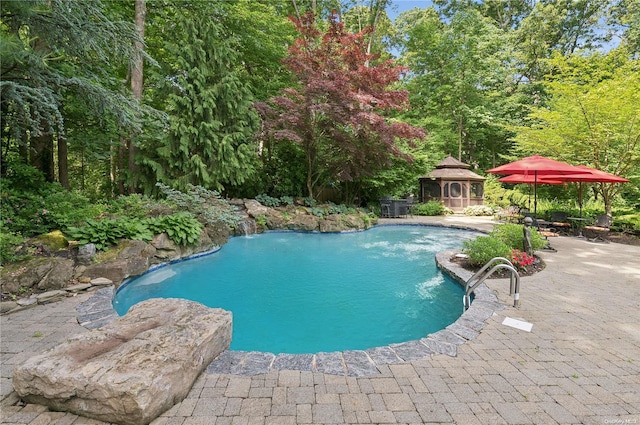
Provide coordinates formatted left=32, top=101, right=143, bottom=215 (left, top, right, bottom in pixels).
left=113, top=225, right=480, bottom=354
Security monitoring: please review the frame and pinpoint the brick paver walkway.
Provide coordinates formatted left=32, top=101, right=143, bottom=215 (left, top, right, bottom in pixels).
left=2, top=216, right=639, bottom=424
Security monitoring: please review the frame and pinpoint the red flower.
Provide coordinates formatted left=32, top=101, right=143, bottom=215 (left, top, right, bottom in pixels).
left=511, top=249, right=535, bottom=269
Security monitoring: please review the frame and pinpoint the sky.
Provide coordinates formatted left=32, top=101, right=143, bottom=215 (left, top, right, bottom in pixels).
left=386, top=0, right=434, bottom=21
left=384, top=0, right=618, bottom=52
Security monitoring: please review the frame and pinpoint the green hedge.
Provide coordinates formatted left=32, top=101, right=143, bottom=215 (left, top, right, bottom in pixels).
left=463, top=223, right=546, bottom=266
left=412, top=201, right=452, bottom=216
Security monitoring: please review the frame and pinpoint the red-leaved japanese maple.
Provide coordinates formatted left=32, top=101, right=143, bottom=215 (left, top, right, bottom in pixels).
left=255, top=12, right=425, bottom=198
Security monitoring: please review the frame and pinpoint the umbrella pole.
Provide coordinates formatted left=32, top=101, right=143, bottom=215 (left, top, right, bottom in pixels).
left=579, top=182, right=583, bottom=217
left=534, top=171, right=538, bottom=217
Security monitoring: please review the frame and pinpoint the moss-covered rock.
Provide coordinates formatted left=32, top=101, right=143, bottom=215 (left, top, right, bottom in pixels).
left=34, top=230, right=69, bottom=251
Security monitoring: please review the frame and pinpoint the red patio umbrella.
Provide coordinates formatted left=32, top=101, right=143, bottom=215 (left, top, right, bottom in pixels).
left=487, top=155, right=590, bottom=216
left=499, top=174, right=565, bottom=211
left=542, top=165, right=629, bottom=216
left=550, top=165, right=630, bottom=183
left=498, top=175, right=565, bottom=185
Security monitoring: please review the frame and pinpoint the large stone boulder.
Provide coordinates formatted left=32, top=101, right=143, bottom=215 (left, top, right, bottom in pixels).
left=244, top=199, right=270, bottom=217
left=265, top=209, right=288, bottom=229
left=288, top=212, right=320, bottom=231
left=319, top=214, right=368, bottom=233
left=77, top=243, right=97, bottom=265
left=37, top=258, right=74, bottom=290
left=82, top=240, right=156, bottom=285
left=13, top=298, right=232, bottom=425
left=0, top=257, right=74, bottom=293
left=152, top=230, right=220, bottom=262
left=150, top=232, right=181, bottom=260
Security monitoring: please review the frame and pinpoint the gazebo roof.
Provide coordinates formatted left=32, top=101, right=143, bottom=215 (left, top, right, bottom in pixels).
left=435, top=156, right=471, bottom=169
left=420, top=156, right=486, bottom=181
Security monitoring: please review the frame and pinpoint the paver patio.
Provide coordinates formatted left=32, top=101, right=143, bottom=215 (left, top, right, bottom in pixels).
left=1, top=215, right=639, bottom=424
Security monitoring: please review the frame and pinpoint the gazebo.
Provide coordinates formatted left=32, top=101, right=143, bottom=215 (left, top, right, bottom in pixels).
left=418, top=156, right=486, bottom=211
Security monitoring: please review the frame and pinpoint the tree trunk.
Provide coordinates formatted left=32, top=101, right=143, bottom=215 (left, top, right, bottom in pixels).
left=601, top=184, right=614, bottom=216
left=127, top=0, right=146, bottom=193
left=365, top=0, right=388, bottom=63
left=80, top=145, right=85, bottom=191
left=110, top=143, right=117, bottom=198
left=118, top=141, right=126, bottom=195
left=18, top=133, right=28, bottom=164
left=58, top=134, right=69, bottom=189
left=457, top=115, right=463, bottom=161
left=30, top=123, right=55, bottom=182
left=306, top=150, right=314, bottom=198
left=290, top=0, right=301, bottom=21
left=132, top=0, right=146, bottom=101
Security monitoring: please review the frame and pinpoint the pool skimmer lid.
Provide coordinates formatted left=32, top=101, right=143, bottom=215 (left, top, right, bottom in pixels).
left=502, top=317, right=533, bottom=332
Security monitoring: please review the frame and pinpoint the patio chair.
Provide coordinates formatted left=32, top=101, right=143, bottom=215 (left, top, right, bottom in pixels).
left=380, top=198, right=391, bottom=218
left=583, top=214, right=612, bottom=243
left=497, top=205, right=521, bottom=223
left=550, top=211, right=572, bottom=235
left=405, top=196, right=415, bottom=217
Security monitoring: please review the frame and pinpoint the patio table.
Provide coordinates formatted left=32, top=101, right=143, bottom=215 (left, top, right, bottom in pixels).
left=568, top=217, right=590, bottom=238
left=389, top=199, right=408, bottom=218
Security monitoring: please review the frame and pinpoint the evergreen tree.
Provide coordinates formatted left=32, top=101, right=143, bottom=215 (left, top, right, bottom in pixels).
left=158, top=14, right=259, bottom=192
left=0, top=0, right=146, bottom=182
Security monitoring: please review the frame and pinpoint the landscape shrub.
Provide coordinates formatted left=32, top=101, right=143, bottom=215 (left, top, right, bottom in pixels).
left=107, top=194, right=172, bottom=219
left=327, top=202, right=356, bottom=215
left=303, top=197, right=317, bottom=207
left=463, top=223, right=547, bottom=267
left=412, top=201, right=450, bottom=216
left=490, top=223, right=546, bottom=251
left=361, top=212, right=375, bottom=227
left=145, top=213, right=203, bottom=246
left=309, top=207, right=326, bottom=217
left=511, top=249, right=536, bottom=270
left=482, top=175, right=511, bottom=208
left=157, top=183, right=241, bottom=228
left=463, top=205, right=495, bottom=216
left=255, top=193, right=281, bottom=207
left=255, top=214, right=267, bottom=229
left=611, top=214, right=640, bottom=235
left=1, top=191, right=53, bottom=237
left=65, top=218, right=153, bottom=251
left=43, top=190, right=105, bottom=229
left=1, top=163, right=104, bottom=236
left=279, top=196, right=294, bottom=206
left=463, top=236, right=511, bottom=266
left=0, top=232, right=28, bottom=264
left=65, top=212, right=204, bottom=251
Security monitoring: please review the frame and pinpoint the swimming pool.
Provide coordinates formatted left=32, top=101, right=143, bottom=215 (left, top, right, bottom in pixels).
left=113, top=225, right=480, bottom=354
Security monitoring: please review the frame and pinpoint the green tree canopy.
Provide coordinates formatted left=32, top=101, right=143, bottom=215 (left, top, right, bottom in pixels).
left=396, top=7, right=514, bottom=169
left=512, top=49, right=640, bottom=213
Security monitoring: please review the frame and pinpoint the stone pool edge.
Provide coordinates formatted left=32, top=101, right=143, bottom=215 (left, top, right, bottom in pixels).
left=75, top=247, right=505, bottom=378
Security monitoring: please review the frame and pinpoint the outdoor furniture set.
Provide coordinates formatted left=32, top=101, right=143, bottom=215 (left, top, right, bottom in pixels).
left=380, top=197, right=413, bottom=218
left=497, top=205, right=613, bottom=242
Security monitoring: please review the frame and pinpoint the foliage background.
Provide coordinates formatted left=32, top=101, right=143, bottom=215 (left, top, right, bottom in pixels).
left=1, top=0, right=638, bottom=243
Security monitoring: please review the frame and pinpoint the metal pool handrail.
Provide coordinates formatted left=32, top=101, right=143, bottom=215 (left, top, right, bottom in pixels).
left=463, top=257, right=520, bottom=310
